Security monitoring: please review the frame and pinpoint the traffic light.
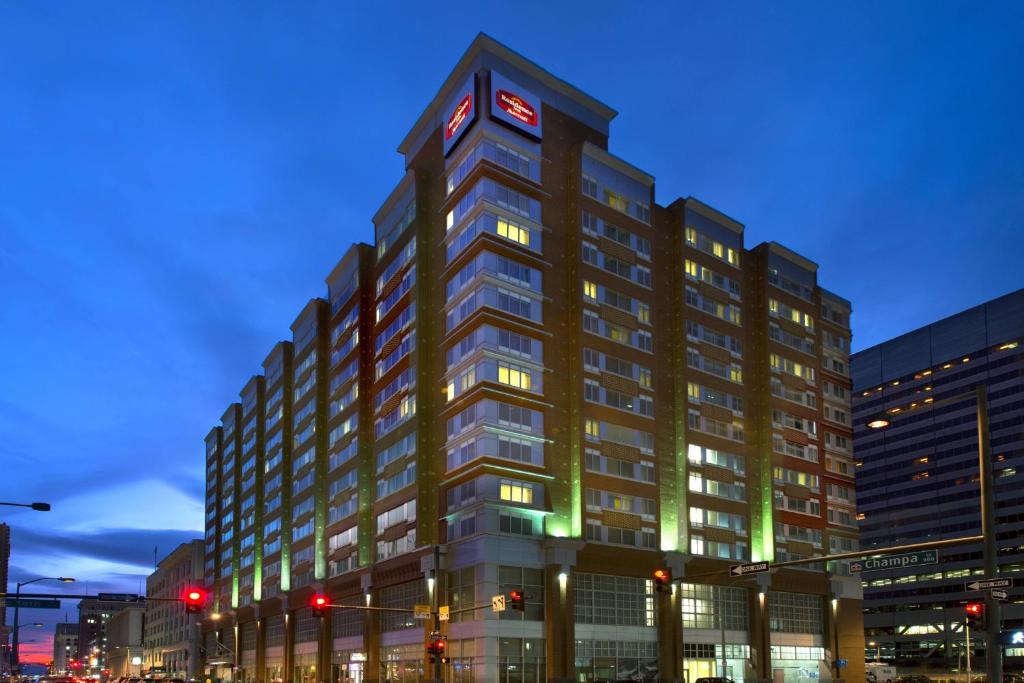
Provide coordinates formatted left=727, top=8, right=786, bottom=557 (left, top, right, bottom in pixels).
left=965, top=602, right=985, bottom=629
left=427, top=635, right=447, bottom=663
left=311, top=594, right=329, bottom=617
left=508, top=588, right=525, bottom=611
left=183, top=587, right=207, bottom=614
left=654, top=568, right=672, bottom=593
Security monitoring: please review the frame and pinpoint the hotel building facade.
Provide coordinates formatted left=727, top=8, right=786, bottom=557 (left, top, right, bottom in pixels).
left=202, top=34, right=862, bottom=683
left=852, top=290, right=1024, bottom=668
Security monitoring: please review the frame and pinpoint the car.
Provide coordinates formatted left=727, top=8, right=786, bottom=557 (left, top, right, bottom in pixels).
left=895, top=676, right=931, bottom=683
left=695, top=678, right=736, bottom=683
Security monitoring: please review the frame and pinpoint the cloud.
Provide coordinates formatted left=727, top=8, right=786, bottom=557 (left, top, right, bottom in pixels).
left=8, top=526, right=201, bottom=576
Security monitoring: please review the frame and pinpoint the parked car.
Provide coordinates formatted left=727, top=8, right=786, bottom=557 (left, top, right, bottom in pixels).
left=895, top=676, right=931, bottom=683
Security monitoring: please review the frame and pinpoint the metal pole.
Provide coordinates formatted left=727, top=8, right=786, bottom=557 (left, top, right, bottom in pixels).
left=432, top=545, right=441, bottom=683
left=977, top=386, right=1001, bottom=683
left=11, top=582, right=21, bottom=673
left=717, top=585, right=727, bottom=678
left=966, top=621, right=971, bottom=679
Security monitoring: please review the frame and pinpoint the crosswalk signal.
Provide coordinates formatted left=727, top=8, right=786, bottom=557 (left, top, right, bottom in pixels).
left=654, top=568, right=672, bottom=593
left=965, top=602, right=985, bottom=629
left=508, top=589, right=525, bottom=611
left=183, top=587, right=207, bottom=614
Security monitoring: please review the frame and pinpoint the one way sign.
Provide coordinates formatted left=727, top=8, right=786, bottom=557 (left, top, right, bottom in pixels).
left=729, top=562, right=770, bottom=577
left=966, top=578, right=1011, bottom=591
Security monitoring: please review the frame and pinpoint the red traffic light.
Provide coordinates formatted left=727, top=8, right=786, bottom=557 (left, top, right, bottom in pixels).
left=965, top=602, right=983, bottom=615
left=311, top=594, right=329, bottom=616
left=508, top=589, right=525, bottom=611
left=434, top=638, right=446, bottom=651
left=183, top=587, right=207, bottom=613
left=654, top=568, right=672, bottom=592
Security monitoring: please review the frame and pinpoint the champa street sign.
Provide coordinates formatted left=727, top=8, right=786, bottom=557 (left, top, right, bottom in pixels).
left=849, top=550, right=938, bottom=573
left=413, top=604, right=431, bottom=620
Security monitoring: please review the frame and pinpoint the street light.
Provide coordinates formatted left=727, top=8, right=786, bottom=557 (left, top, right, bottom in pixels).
left=0, top=501, right=51, bottom=511
left=866, top=384, right=999, bottom=683
left=12, top=576, right=76, bottom=672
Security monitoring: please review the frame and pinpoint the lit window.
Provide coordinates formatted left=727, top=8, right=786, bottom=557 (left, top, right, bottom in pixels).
left=499, top=480, right=533, bottom=504
left=583, top=280, right=597, bottom=300
left=497, top=218, right=530, bottom=246
left=498, top=361, right=531, bottom=390
left=685, top=259, right=699, bottom=278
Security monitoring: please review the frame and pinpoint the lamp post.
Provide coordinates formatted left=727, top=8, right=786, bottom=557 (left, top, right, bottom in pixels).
left=867, top=385, right=1000, bottom=683
left=11, top=576, right=75, bottom=672
left=0, top=502, right=51, bottom=511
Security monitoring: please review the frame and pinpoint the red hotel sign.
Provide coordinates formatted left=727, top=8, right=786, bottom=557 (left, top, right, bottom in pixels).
left=443, top=73, right=478, bottom=157
left=446, top=94, right=473, bottom=140
left=495, top=89, right=538, bottom=127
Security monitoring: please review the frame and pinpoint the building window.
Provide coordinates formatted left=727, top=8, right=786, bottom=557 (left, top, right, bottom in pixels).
left=575, top=572, right=655, bottom=627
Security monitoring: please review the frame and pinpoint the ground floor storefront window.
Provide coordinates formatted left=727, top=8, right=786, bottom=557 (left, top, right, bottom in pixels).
left=293, top=651, right=318, bottom=683
left=381, top=643, right=426, bottom=683
left=264, top=655, right=284, bottom=683
left=683, top=643, right=750, bottom=683
left=574, top=639, right=657, bottom=682
left=332, top=649, right=366, bottom=683
left=770, top=645, right=826, bottom=683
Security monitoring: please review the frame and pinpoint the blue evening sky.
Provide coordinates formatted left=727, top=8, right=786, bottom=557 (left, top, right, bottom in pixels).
left=2, top=1, right=1021, bottom=662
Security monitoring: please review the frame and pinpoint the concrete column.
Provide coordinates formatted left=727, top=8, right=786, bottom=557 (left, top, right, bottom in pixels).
left=318, top=599, right=332, bottom=683
left=362, top=576, right=379, bottom=683
left=658, top=552, right=689, bottom=683
left=544, top=565, right=574, bottom=683
left=255, top=607, right=265, bottom=683
left=282, top=599, right=293, bottom=683
left=750, top=573, right=773, bottom=680
left=542, top=538, right=585, bottom=683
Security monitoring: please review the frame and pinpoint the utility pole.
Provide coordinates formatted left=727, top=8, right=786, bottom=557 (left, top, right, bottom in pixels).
left=432, top=544, right=441, bottom=683
left=977, top=385, right=1002, bottom=683
left=966, top=620, right=972, bottom=679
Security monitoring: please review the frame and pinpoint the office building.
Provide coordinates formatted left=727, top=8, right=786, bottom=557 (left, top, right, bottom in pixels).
left=106, top=608, right=145, bottom=678
left=52, top=624, right=79, bottom=674
left=852, top=289, right=1024, bottom=668
left=77, top=599, right=132, bottom=673
left=144, top=540, right=204, bottom=677
left=202, top=33, right=861, bottom=683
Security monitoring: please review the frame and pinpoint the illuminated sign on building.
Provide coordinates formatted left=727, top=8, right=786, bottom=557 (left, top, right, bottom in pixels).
left=489, top=70, right=542, bottom=139
left=442, top=74, right=478, bottom=157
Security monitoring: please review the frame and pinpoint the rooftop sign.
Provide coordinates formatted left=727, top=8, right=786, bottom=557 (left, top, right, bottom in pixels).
left=443, top=73, right=478, bottom=157
left=490, top=70, right=542, bottom=139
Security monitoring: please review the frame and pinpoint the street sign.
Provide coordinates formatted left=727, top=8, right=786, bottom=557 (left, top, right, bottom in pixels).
left=438, top=605, right=450, bottom=622
left=991, top=589, right=1010, bottom=601
left=6, top=598, right=60, bottom=609
left=413, top=604, right=431, bottom=620
left=849, top=549, right=938, bottom=574
left=491, top=594, right=506, bottom=612
left=729, top=562, right=770, bottom=577
left=966, top=578, right=1011, bottom=591
left=98, top=593, right=140, bottom=602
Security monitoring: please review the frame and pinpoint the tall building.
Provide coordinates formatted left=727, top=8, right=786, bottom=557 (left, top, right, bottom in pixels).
left=52, top=624, right=79, bottom=674
left=106, top=608, right=145, bottom=678
left=77, top=599, right=132, bottom=674
left=852, top=289, right=1024, bottom=668
left=144, top=540, right=204, bottom=677
left=202, top=33, right=861, bottom=683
